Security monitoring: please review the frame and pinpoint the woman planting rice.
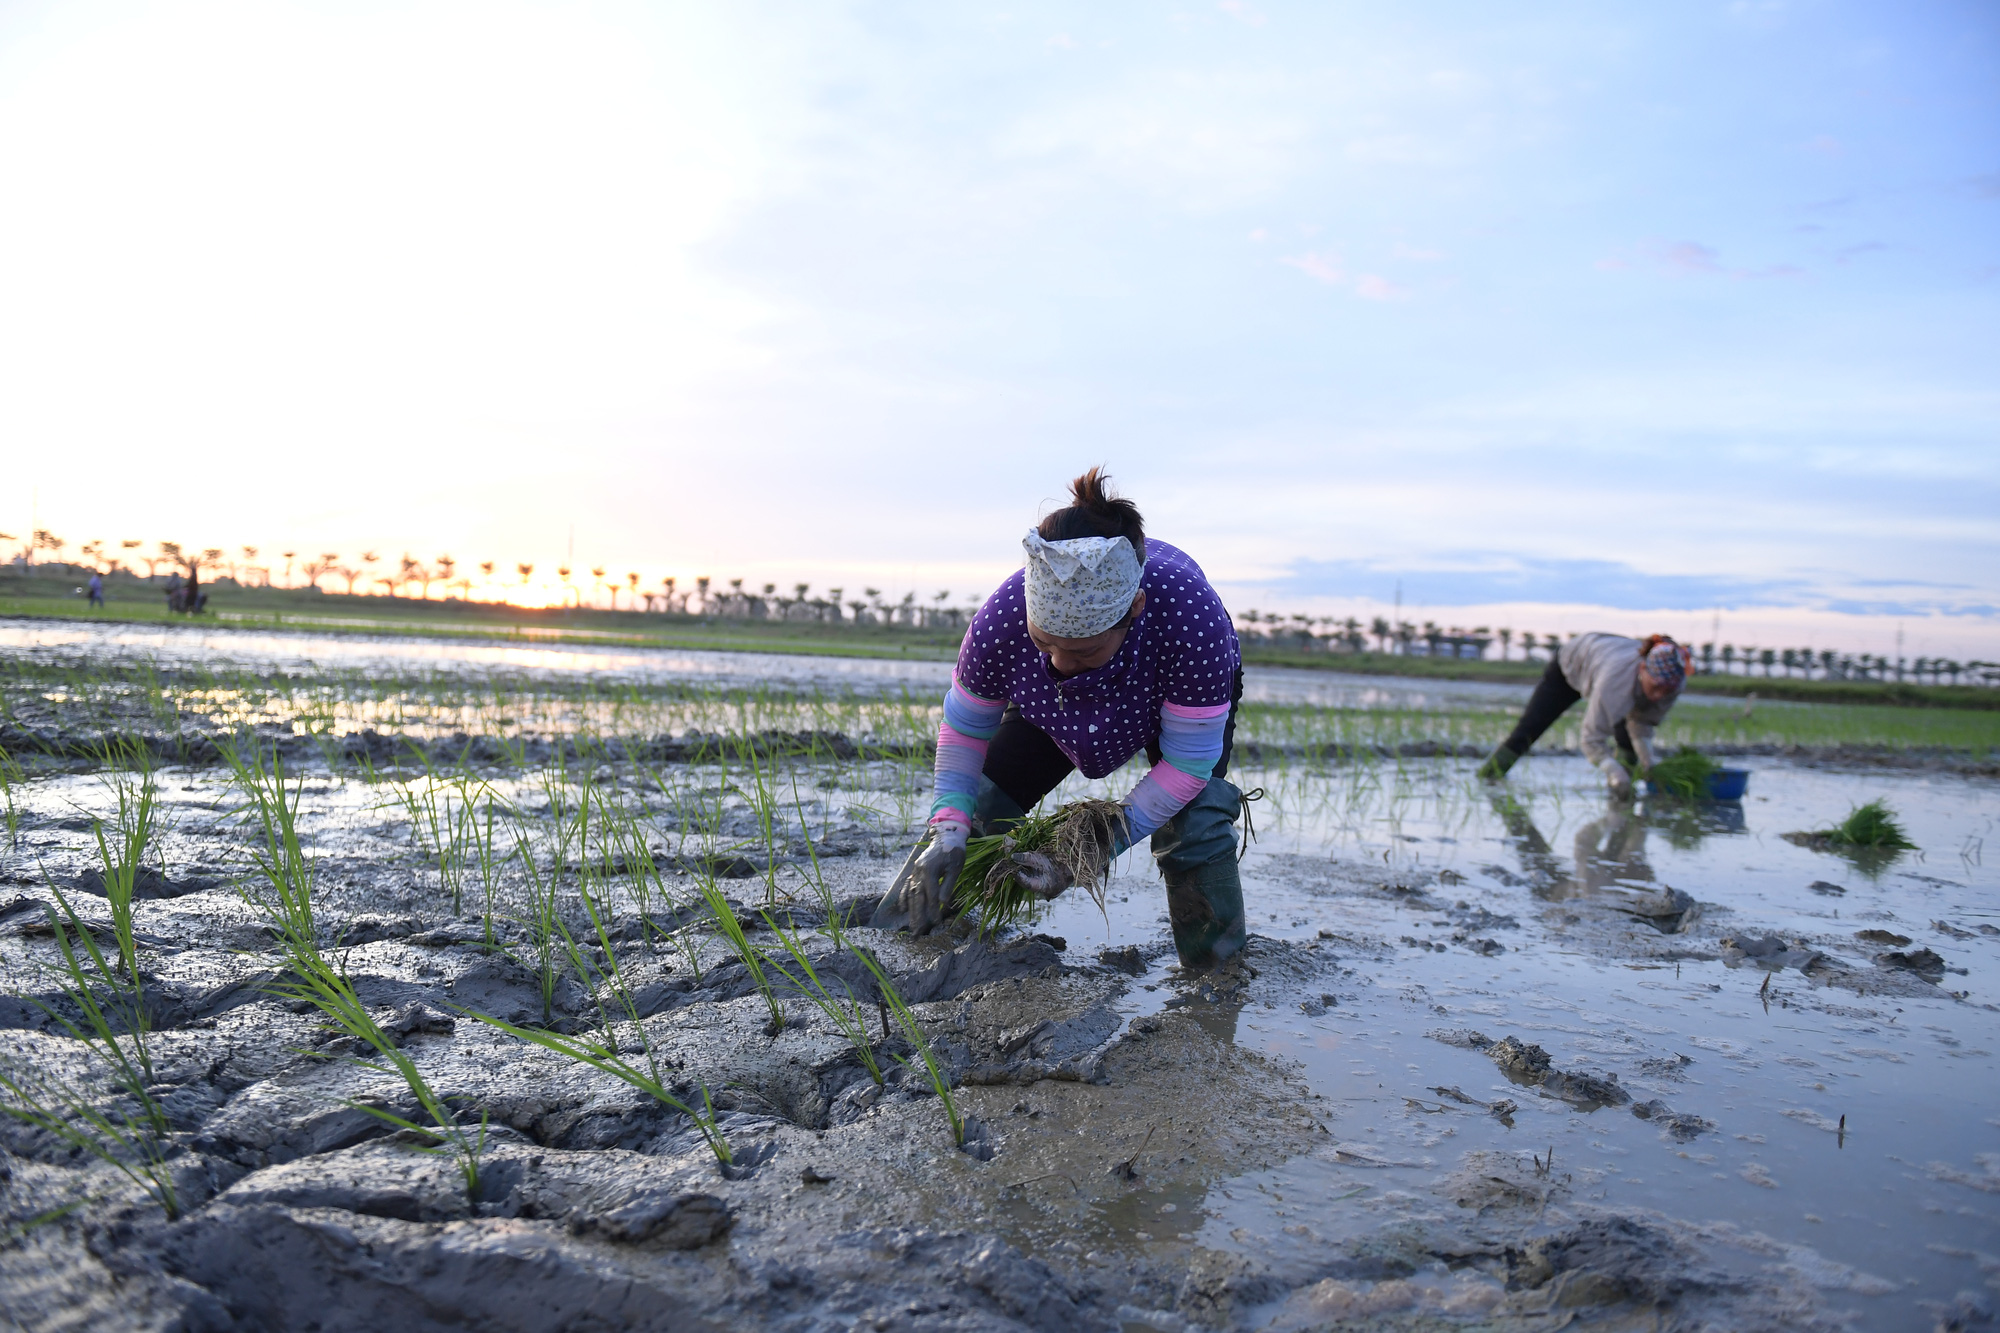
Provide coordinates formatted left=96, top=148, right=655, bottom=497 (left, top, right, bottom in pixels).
left=876, top=468, right=1248, bottom=969
left=1477, top=633, right=1694, bottom=798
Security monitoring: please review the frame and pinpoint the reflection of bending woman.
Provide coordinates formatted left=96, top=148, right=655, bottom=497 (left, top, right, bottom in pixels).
left=1478, top=634, right=1691, bottom=798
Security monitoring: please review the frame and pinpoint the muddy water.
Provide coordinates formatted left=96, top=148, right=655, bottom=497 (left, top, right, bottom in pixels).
left=1022, top=757, right=2000, bottom=1329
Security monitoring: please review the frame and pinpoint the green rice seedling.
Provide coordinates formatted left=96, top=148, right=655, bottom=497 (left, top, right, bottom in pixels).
left=0, top=747, right=25, bottom=849
left=389, top=773, right=478, bottom=912
left=731, top=735, right=785, bottom=905
left=1644, top=748, right=1720, bottom=799
left=510, top=825, right=569, bottom=1027
left=30, top=893, right=169, bottom=1135
left=72, top=761, right=163, bottom=1084
left=949, top=798, right=1126, bottom=938
left=0, top=1049, right=180, bottom=1219
left=457, top=1007, right=732, bottom=1165
left=469, top=790, right=503, bottom=948
left=271, top=942, right=490, bottom=1199
left=762, top=911, right=884, bottom=1086
left=1825, top=798, right=1917, bottom=849
left=850, top=947, right=963, bottom=1147
left=693, top=874, right=784, bottom=1033
left=222, top=740, right=320, bottom=949
left=230, top=744, right=488, bottom=1198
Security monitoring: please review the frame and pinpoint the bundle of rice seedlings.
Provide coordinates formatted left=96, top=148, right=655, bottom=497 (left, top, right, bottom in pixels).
left=1647, top=747, right=1720, bottom=799
left=948, top=799, right=1127, bottom=936
left=1824, top=798, right=1916, bottom=849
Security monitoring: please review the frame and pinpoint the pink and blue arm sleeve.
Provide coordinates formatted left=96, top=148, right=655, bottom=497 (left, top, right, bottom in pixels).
left=1119, top=701, right=1231, bottom=848
left=929, top=677, right=1006, bottom=830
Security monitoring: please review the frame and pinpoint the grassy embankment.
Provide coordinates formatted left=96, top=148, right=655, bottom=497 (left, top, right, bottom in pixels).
left=0, top=574, right=963, bottom=660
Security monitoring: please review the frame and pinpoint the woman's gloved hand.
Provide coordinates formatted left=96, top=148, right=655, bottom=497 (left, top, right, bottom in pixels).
left=892, top=822, right=967, bottom=936
left=1599, top=758, right=1635, bottom=801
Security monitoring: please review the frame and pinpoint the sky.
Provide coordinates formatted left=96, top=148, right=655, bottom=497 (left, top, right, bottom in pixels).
left=1, top=0, right=1996, bottom=656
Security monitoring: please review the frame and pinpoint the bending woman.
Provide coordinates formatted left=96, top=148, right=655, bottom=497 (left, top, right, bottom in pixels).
left=878, top=468, right=1248, bottom=968
left=1477, top=633, right=1693, bottom=798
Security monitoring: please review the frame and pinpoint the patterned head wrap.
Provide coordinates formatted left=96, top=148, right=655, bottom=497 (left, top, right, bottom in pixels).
left=1021, top=530, right=1144, bottom=638
left=1640, top=639, right=1692, bottom=693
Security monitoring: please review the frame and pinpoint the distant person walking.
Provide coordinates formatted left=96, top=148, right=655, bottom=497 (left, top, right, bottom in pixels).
left=87, top=571, right=104, bottom=608
left=1477, top=633, right=1693, bottom=799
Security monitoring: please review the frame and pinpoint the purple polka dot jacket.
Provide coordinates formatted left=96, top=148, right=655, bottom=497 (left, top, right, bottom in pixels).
left=928, top=539, right=1241, bottom=844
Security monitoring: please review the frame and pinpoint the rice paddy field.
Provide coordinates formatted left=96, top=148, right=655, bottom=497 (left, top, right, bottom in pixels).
left=1, top=618, right=1995, bottom=1333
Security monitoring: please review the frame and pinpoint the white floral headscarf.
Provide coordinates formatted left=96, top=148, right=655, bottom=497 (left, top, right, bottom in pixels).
left=1021, top=530, right=1144, bottom=638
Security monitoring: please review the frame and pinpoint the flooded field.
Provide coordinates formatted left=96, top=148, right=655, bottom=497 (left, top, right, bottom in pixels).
left=1, top=622, right=1995, bottom=1331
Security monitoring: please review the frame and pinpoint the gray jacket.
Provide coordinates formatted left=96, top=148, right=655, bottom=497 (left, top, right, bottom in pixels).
left=1558, top=633, right=1676, bottom=769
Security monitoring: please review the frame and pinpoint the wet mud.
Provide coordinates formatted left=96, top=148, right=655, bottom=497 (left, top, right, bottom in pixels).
left=1, top=650, right=1996, bottom=1330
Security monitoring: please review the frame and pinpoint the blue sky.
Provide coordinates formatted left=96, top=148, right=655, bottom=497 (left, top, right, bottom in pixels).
left=2, top=1, right=1995, bottom=651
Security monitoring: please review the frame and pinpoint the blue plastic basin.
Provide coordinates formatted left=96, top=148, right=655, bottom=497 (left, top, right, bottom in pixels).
left=1705, top=768, right=1749, bottom=800
left=1646, top=768, right=1749, bottom=801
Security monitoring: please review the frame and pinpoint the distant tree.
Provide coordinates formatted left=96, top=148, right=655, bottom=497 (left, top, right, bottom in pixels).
left=33, top=530, right=67, bottom=567
left=826, top=587, right=844, bottom=623
left=280, top=550, right=296, bottom=587
left=1496, top=628, right=1512, bottom=660
left=394, top=553, right=421, bottom=597
left=626, top=571, right=640, bottom=610
left=661, top=576, right=678, bottom=613
left=695, top=576, right=711, bottom=612
left=1370, top=616, right=1390, bottom=653
left=337, top=566, right=363, bottom=595
left=361, top=552, right=380, bottom=587
left=1758, top=648, right=1776, bottom=677
left=433, top=556, right=455, bottom=599
left=238, top=546, right=259, bottom=584
left=591, top=566, right=608, bottom=609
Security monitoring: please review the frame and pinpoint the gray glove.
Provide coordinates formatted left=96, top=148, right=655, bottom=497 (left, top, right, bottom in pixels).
left=1008, top=850, right=1072, bottom=899
left=1600, top=759, right=1635, bottom=801
left=885, top=822, right=967, bottom=936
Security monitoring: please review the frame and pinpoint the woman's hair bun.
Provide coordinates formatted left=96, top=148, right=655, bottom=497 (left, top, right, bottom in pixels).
left=1038, top=466, right=1145, bottom=561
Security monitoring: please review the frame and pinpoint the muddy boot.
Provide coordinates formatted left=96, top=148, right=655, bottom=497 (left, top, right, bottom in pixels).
left=969, top=775, right=1028, bottom=838
left=1476, top=745, right=1521, bottom=782
left=1152, top=777, right=1249, bottom=969
left=1163, top=854, right=1247, bottom=969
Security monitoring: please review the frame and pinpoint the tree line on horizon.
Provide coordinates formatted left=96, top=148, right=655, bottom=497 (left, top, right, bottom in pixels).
left=9, top=530, right=1991, bottom=685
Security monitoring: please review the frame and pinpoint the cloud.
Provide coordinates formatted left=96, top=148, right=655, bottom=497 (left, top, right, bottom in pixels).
left=1835, top=241, right=1888, bottom=263
left=1353, top=273, right=1408, bottom=301
left=1258, top=553, right=2000, bottom=615
left=1217, top=1, right=1267, bottom=26
left=1280, top=250, right=1344, bottom=283
left=1598, top=240, right=1803, bottom=280
left=1659, top=241, right=1722, bottom=274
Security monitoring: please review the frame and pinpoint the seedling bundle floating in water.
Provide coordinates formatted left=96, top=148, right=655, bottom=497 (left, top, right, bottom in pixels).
left=1782, top=797, right=1917, bottom=870
left=949, top=799, right=1127, bottom=936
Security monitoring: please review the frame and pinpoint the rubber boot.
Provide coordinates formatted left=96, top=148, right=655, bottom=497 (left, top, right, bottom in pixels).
left=1163, top=855, right=1247, bottom=968
left=1476, top=744, right=1520, bottom=782
left=1152, top=777, right=1249, bottom=969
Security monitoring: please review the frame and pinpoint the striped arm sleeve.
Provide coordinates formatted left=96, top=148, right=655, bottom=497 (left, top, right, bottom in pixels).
left=1119, top=701, right=1230, bottom=844
left=928, top=677, right=1006, bottom=829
